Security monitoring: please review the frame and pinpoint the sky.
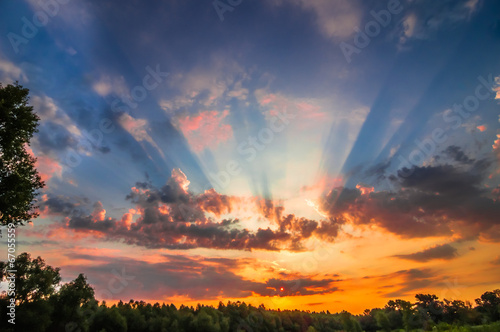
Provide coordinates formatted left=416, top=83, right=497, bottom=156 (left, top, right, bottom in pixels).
left=0, top=0, right=500, bottom=314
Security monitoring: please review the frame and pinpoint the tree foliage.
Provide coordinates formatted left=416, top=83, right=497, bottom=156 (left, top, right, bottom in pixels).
left=0, top=82, right=44, bottom=226
left=0, top=252, right=60, bottom=304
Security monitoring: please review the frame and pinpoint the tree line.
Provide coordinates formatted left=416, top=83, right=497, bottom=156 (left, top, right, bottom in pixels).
left=1, top=253, right=499, bottom=332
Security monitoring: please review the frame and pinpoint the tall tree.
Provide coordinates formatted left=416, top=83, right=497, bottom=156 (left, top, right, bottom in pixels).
left=0, top=82, right=44, bottom=226
left=475, top=290, right=500, bottom=322
left=0, top=252, right=61, bottom=305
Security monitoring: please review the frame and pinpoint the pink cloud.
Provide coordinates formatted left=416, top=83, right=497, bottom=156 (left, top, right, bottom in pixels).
left=255, top=90, right=325, bottom=125
left=118, top=113, right=154, bottom=144
left=477, top=125, right=486, bottom=132
left=259, top=94, right=277, bottom=105
left=297, top=102, right=327, bottom=120
left=91, top=201, right=106, bottom=222
left=36, top=155, right=63, bottom=183
left=25, top=145, right=63, bottom=183
left=177, top=110, right=233, bottom=152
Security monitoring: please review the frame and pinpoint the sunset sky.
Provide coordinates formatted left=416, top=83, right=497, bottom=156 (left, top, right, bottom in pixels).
left=1, top=0, right=500, bottom=314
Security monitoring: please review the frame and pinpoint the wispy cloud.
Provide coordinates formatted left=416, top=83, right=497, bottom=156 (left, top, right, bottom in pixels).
left=393, top=243, right=458, bottom=262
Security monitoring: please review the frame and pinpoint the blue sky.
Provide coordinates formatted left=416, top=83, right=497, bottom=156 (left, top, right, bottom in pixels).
left=1, top=0, right=500, bottom=312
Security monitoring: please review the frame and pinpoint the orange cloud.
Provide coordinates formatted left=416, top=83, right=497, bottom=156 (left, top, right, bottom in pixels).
left=477, top=125, right=486, bottom=132
left=356, top=183, right=374, bottom=196
left=493, top=134, right=500, bottom=161
left=91, top=201, right=106, bottom=222
left=177, top=110, right=233, bottom=152
left=494, top=76, right=500, bottom=99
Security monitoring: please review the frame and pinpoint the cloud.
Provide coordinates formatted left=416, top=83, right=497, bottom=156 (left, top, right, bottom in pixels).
left=36, top=121, right=78, bottom=154
left=92, top=75, right=128, bottom=97
left=31, top=95, right=82, bottom=137
left=263, top=276, right=340, bottom=297
left=175, top=110, right=233, bottom=152
left=118, top=113, right=155, bottom=145
left=253, top=89, right=333, bottom=130
left=59, top=253, right=340, bottom=301
left=118, top=113, right=164, bottom=158
left=36, top=146, right=500, bottom=250
left=161, top=57, right=247, bottom=114
left=381, top=269, right=437, bottom=298
left=35, top=155, right=64, bottom=183
left=495, top=76, right=500, bottom=100
left=477, top=125, right=487, bottom=132
left=493, top=134, right=500, bottom=159
left=0, top=58, right=27, bottom=82
left=398, top=0, right=481, bottom=45
left=227, top=81, right=249, bottom=101
left=270, top=0, right=362, bottom=40
left=363, top=268, right=438, bottom=298
left=28, top=94, right=111, bottom=159
left=393, top=243, right=458, bottom=262
left=400, top=13, right=419, bottom=43
left=319, top=150, right=500, bottom=241
left=37, top=169, right=335, bottom=252
left=25, top=145, right=63, bottom=183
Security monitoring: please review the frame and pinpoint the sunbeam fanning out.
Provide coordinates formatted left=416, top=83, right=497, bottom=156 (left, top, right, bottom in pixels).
left=1, top=0, right=500, bottom=323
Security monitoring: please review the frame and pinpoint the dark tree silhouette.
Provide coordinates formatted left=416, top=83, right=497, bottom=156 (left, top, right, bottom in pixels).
left=49, top=273, right=95, bottom=332
left=0, top=252, right=61, bottom=305
left=0, top=82, right=44, bottom=226
left=475, top=290, right=500, bottom=323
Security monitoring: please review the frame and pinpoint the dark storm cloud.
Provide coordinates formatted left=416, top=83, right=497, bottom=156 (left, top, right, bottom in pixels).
left=41, top=170, right=330, bottom=251
left=42, top=195, right=90, bottom=216
left=443, top=146, right=475, bottom=165
left=37, top=121, right=77, bottom=154
left=320, top=152, right=500, bottom=241
left=67, top=215, right=116, bottom=231
left=393, top=244, right=458, bottom=262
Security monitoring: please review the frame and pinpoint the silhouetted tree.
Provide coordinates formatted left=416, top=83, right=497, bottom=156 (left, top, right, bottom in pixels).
left=0, top=252, right=60, bottom=304
left=475, top=289, right=500, bottom=323
left=0, top=82, right=44, bottom=226
left=49, top=273, right=95, bottom=332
